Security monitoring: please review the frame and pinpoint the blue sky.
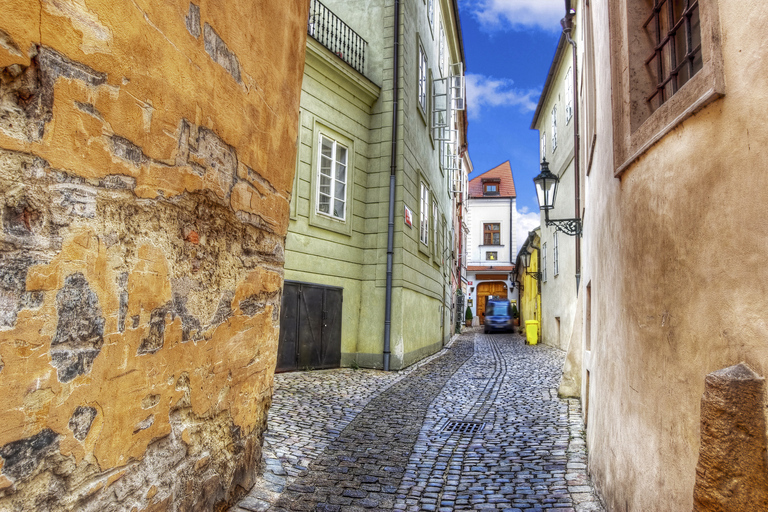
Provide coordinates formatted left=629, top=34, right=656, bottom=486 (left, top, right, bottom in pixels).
left=458, top=0, right=563, bottom=248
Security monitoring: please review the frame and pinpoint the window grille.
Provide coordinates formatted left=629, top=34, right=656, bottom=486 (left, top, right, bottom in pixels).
left=316, top=135, right=347, bottom=220
left=432, top=62, right=464, bottom=178
left=553, top=232, right=559, bottom=276
left=542, top=243, right=547, bottom=282
left=643, top=0, right=702, bottom=111
left=486, top=251, right=498, bottom=261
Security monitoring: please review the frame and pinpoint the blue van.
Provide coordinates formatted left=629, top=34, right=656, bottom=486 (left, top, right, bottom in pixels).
left=483, top=299, right=514, bottom=334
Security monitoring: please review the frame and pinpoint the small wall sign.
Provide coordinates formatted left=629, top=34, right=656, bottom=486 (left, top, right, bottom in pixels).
left=404, top=205, right=413, bottom=228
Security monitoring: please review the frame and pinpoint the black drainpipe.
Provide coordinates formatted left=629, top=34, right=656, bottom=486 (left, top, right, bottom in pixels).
left=383, top=0, right=401, bottom=371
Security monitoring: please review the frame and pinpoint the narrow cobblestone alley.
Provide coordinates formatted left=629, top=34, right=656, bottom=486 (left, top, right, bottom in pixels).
left=232, top=330, right=604, bottom=512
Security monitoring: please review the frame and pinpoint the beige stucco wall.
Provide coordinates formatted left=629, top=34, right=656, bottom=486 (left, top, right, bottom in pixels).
left=585, top=1, right=768, bottom=510
left=0, top=1, right=307, bottom=510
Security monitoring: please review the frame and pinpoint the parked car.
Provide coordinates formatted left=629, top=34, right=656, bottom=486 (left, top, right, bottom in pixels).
left=483, top=299, right=514, bottom=334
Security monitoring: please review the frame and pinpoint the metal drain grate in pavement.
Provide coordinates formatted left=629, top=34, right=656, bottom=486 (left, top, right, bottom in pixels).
left=442, top=420, right=485, bottom=435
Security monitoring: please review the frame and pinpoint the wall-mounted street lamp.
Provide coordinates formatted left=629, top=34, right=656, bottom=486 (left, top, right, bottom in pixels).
left=533, top=158, right=582, bottom=237
left=520, top=250, right=542, bottom=282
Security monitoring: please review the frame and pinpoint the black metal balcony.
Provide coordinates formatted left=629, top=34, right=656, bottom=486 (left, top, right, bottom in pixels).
left=308, top=0, right=368, bottom=77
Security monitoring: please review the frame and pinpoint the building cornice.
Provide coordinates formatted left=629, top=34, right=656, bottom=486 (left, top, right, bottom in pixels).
left=305, top=37, right=381, bottom=106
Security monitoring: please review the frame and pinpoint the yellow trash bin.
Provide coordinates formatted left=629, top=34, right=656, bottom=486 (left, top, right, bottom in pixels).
left=525, top=320, right=539, bottom=345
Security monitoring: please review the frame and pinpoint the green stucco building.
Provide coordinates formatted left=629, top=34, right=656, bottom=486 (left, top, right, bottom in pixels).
left=282, top=0, right=467, bottom=370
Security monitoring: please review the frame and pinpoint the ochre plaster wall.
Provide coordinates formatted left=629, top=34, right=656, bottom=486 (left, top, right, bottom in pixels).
left=585, top=2, right=768, bottom=510
left=0, top=1, right=307, bottom=510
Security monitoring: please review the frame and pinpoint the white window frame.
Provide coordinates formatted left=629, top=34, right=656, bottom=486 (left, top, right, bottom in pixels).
left=542, top=243, right=548, bottom=282
left=565, top=67, right=573, bottom=124
left=433, top=199, right=439, bottom=256
left=439, top=22, right=446, bottom=77
left=553, top=232, right=559, bottom=276
left=316, top=134, right=348, bottom=221
left=420, top=182, right=429, bottom=246
left=427, top=0, right=434, bottom=33
left=540, top=131, right=546, bottom=159
left=418, top=44, right=428, bottom=114
left=551, top=105, right=558, bottom=152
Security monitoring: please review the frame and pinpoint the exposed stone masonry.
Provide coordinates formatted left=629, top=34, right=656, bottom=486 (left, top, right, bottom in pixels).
left=0, top=1, right=308, bottom=510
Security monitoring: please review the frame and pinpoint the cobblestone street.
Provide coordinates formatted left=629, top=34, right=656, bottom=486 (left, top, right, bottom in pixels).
left=232, top=329, right=604, bottom=512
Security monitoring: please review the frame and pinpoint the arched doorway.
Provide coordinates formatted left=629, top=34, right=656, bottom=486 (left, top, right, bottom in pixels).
left=476, top=281, right=508, bottom=324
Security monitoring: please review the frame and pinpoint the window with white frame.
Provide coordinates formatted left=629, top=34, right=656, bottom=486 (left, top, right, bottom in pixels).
left=317, top=134, right=347, bottom=220
left=439, top=22, right=446, bottom=76
left=432, top=199, right=439, bottom=256
left=553, top=231, right=559, bottom=276
left=418, top=45, right=428, bottom=113
left=428, top=0, right=434, bottom=32
left=551, top=105, right=558, bottom=151
left=565, top=67, right=573, bottom=124
left=542, top=243, right=547, bottom=282
left=540, top=131, right=546, bottom=158
left=420, top=182, right=429, bottom=245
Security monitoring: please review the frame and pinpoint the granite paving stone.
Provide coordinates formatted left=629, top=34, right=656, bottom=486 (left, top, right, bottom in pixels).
left=231, top=329, right=604, bottom=512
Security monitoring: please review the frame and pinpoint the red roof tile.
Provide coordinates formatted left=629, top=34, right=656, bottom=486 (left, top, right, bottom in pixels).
left=468, top=161, right=516, bottom=198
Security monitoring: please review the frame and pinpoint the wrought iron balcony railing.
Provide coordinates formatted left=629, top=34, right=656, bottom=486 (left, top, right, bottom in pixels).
left=307, top=0, right=368, bottom=77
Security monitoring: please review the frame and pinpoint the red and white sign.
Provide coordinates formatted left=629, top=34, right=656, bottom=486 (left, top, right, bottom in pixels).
left=404, top=205, right=413, bottom=227
left=468, top=281, right=473, bottom=285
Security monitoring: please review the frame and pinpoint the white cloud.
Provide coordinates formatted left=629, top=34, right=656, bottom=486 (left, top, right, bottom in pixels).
left=515, top=209, right=540, bottom=256
left=467, top=0, right=565, bottom=32
left=465, top=73, right=539, bottom=119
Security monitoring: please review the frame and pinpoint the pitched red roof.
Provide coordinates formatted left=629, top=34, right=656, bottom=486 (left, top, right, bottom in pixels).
left=468, top=161, right=516, bottom=198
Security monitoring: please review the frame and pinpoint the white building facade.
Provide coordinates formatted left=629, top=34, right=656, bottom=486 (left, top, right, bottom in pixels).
left=465, top=161, right=518, bottom=324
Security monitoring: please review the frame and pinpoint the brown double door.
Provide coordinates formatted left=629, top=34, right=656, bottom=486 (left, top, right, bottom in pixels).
left=476, top=282, right=507, bottom=324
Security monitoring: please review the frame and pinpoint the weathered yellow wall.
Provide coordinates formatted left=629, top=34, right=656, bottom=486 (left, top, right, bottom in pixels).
left=0, top=1, right=307, bottom=510
left=586, top=2, right=768, bottom=510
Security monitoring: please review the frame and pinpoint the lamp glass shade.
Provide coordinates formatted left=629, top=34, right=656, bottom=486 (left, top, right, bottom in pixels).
left=521, top=251, right=531, bottom=268
left=533, top=159, right=559, bottom=211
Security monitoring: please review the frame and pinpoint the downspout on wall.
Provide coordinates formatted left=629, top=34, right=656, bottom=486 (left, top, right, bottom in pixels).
left=383, top=0, right=401, bottom=371
left=562, top=2, right=581, bottom=292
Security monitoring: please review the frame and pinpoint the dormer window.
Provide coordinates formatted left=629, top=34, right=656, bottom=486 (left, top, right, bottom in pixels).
left=483, top=180, right=500, bottom=196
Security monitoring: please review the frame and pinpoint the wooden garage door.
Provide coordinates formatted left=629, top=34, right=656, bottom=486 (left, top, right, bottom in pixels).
left=476, top=282, right=507, bottom=324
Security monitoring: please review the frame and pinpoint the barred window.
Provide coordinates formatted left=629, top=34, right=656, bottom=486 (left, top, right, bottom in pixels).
left=553, top=232, right=559, bottom=276
left=644, top=0, right=702, bottom=112
left=542, top=243, right=547, bottom=282
left=486, top=251, right=498, bottom=261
